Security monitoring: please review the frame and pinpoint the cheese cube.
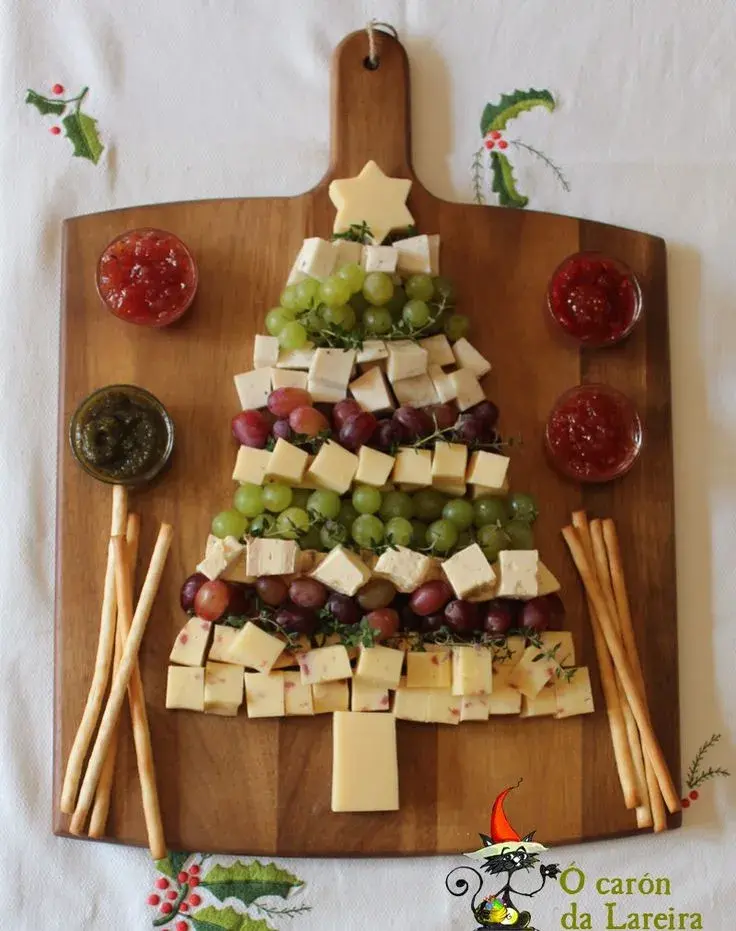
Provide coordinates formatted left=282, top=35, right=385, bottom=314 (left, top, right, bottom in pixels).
left=452, top=338, right=491, bottom=377
left=460, top=694, right=490, bottom=722
left=284, top=670, right=314, bottom=715
left=361, top=244, right=398, bottom=273
left=221, top=554, right=252, bottom=584
left=496, top=550, right=539, bottom=598
left=488, top=665, right=523, bottom=715
left=253, top=335, right=279, bottom=369
left=392, top=447, right=432, bottom=486
left=266, top=438, right=308, bottom=484
left=537, top=561, right=561, bottom=597
left=452, top=645, right=493, bottom=696
left=198, top=535, right=246, bottom=582
left=555, top=667, right=594, bottom=718
left=355, top=445, right=395, bottom=487
left=208, top=624, right=240, bottom=663
left=169, top=617, right=212, bottom=666
left=312, top=679, right=350, bottom=714
left=286, top=259, right=307, bottom=286
left=450, top=368, right=485, bottom=411
left=406, top=648, right=452, bottom=689
left=393, top=679, right=431, bottom=722
left=271, top=368, right=308, bottom=391
left=245, top=538, right=298, bottom=576
left=308, top=348, right=356, bottom=402
left=351, top=680, right=390, bottom=712
left=233, top=447, right=272, bottom=485
left=427, top=689, right=462, bottom=724
left=508, top=645, right=557, bottom=699
left=204, top=661, right=244, bottom=716
left=295, top=237, right=336, bottom=279
left=392, top=373, right=439, bottom=408
left=166, top=666, right=205, bottom=712
left=244, top=671, right=285, bottom=718
left=225, top=621, right=286, bottom=672
left=386, top=340, right=429, bottom=382
left=520, top=686, right=557, bottom=718
left=298, top=644, right=353, bottom=685
left=432, top=442, right=467, bottom=482
left=427, top=364, right=458, bottom=403
left=356, top=340, right=388, bottom=364
left=467, top=450, right=510, bottom=490
left=393, top=234, right=434, bottom=275
left=234, top=368, right=272, bottom=411
left=419, top=334, right=455, bottom=367
left=310, top=545, right=371, bottom=596
left=540, top=631, right=575, bottom=666
left=349, top=366, right=394, bottom=413
left=307, top=441, right=359, bottom=494
left=433, top=478, right=467, bottom=497
left=332, top=238, right=363, bottom=267
left=441, top=543, right=496, bottom=599
left=196, top=540, right=228, bottom=580
left=332, top=712, right=399, bottom=812
left=356, top=645, right=405, bottom=689
left=276, top=344, right=315, bottom=369
left=373, top=545, right=433, bottom=593
left=471, top=479, right=510, bottom=499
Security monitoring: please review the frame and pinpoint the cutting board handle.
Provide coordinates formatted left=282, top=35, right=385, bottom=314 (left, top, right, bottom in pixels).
left=328, top=28, right=413, bottom=181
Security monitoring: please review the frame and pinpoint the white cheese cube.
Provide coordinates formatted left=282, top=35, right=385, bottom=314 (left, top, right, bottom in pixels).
left=419, top=334, right=455, bottom=367
left=225, top=621, right=286, bottom=672
left=244, top=671, right=285, bottom=718
left=197, top=535, right=245, bottom=581
left=253, top=335, right=279, bottom=369
left=276, top=344, right=315, bottom=369
left=508, top=645, right=557, bottom=699
left=467, top=450, right=510, bottom=490
left=234, top=368, right=272, bottom=410
left=488, top=665, right=523, bottom=715
left=555, top=667, right=594, bottom=718
left=310, top=545, right=371, bottom=596
left=350, top=367, right=394, bottom=413
left=393, top=234, right=433, bottom=276
left=208, top=624, right=240, bottom=663
left=245, top=538, right=298, bottom=576
left=332, top=238, right=363, bottom=267
left=233, top=447, right=272, bottom=485
left=355, top=446, right=395, bottom=487
left=520, top=686, right=558, bottom=718
left=392, top=373, right=439, bottom=408
left=204, top=661, right=244, bottom=716
left=427, top=364, right=458, bottom=403
left=307, top=441, right=359, bottom=494
left=432, top=442, right=467, bottom=482
left=356, top=645, right=405, bottom=690
left=308, top=348, right=356, bottom=401
left=356, top=340, right=388, bottom=364
left=452, top=338, right=491, bottom=378
left=307, top=379, right=346, bottom=404
left=386, top=340, right=429, bottom=382
left=266, top=438, right=308, bottom=484
left=297, top=644, right=353, bottom=685
left=285, top=259, right=307, bottom=286
left=496, top=550, right=539, bottom=598
left=361, top=244, right=398, bottom=273
left=295, top=237, right=336, bottom=280
left=284, top=670, right=314, bottom=715
left=312, top=679, right=350, bottom=714
left=471, top=479, right=510, bottom=499
left=433, top=478, right=467, bottom=497
left=427, top=689, right=462, bottom=724
left=392, top=447, right=432, bottom=486
left=452, top=645, right=493, bottom=696
left=331, top=712, right=399, bottom=812
left=406, top=648, right=452, bottom=689
left=450, top=368, right=485, bottom=411
left=393, top=679, right=432, bottom=722
left=460, top=694, right=490, bottom=722
left=169, top=617, right=213, bottom=666
left=441, top=543, right=496, bottom=599
left=372, top=545, right=433, bottom=593
left=271, top=368, right=308, bottom=391
left=351, top=680, right=390, bottom=712
left=537, top=561, right=561, bottom=598
left=166, top=666, right=205, bottom=712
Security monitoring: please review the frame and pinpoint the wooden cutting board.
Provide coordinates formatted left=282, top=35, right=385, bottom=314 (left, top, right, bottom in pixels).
left=53, top=29, right=680, bottom=855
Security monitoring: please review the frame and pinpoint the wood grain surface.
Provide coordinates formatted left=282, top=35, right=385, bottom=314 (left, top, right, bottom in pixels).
left=53, top=29, right=680, bottom=855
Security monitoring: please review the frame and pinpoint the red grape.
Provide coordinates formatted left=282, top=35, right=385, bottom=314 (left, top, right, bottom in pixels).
left=267, top=387, right=311, bottom=418
left=339, top=411, right=378, bottom=450
left=272, top=419, right=292, bottom=441
left=421, top=612, right=446, bottom=634
left=393, top=405, right=432, bottom=439
left=483, top=599, right=517, bottom=635
left=400, top=604, right=423, bottom=631
left=255, top=576, right=288, bottom=607
left=275, top=603, right=317, bottom=636
left=365, top=608, right=400, bottom=641
left=325, top=592, right=361, bottom=626
left=194, top=580, right=230, bottom=621
left=409, top=580, right=453, bottom=616
left=290, top=405, right=329, bottom=437
left=521, top=595, right=563, bottom=633
left=544, top=594, right=566, bottom=630
left=314, top=402, right=334, bottom=420
left=444, top=599, right=481, bottom=635
left=454, top=413, right=483, bottom=445
left=232, top=410, right=271, bottom=448
left=426, top=402, right=458, bottom=431
left=289, top=578, right=328, bottom=609
left=372, top=418, right=404, bottom=452
left=470, top=400, right=499, bottom=429
left=226, top=582, right=255, bottom=617
left=357, top=578, right=397, bottom=611
left=180, top=572, right=207, bottom=612
left=333, top=399, right=362, bottom=430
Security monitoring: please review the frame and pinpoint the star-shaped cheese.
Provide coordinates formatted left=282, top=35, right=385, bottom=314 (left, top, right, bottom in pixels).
left=329, top=161, right=414, bottom=244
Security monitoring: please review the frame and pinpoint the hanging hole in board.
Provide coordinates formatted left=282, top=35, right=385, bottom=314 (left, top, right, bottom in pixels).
left=363, top=55, right=380, bottom=71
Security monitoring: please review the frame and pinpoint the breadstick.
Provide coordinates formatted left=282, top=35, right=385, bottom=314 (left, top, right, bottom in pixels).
left=70, top=523, right=173, bottom=840
left=563, top=525, right=680, bottom=814
left=60, top=485, right=128, bottom=814
left=89, top=512, right=140, bottom=838
left=571, top=512, right=639, bottom=809
left=602, top=519, right=668, bottom=832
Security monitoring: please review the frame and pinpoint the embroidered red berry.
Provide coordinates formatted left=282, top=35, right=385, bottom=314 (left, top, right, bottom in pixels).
left=166, top=890, right=177, bottom=901
left=188, top=876, right=200, bottom=888
left=188, top=864, right=200, bottom=875
left=490, top=130, right=502, bottom=140
left=178, top=871, right=189, bottom=883
left=188, top=893, right=202, bottom=907
left=176, top=923, right=188, bottom=931
left=681, top=797, right=690, bottom=808
left=52, top=83, right=64, bottom=95
left=147, top=894, right=161, bottom=906
left=497, top=140, right=509, bottom=150
left=485, top=140, right=495, bottom=150
left=50, top=126, right=61, bottom=135
left=160, top=902, right=173, bottom=915
left=179, top=903, right=189, bottom=912
left=689, top=789, right=699, bottom=800
left=155, top=877, right=170, bottom=890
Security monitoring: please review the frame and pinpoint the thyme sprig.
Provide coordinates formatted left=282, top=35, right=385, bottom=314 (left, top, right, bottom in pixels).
left=686, top=733, right=730, bottom=790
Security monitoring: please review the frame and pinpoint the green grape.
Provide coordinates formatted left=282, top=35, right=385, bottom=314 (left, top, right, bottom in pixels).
left=323, top=304, right=356, bottom=330
left=262, top=482, right=293, bottom=513
left=362, top=271, right=394, bottom=306
left=299, top=526, right=324, bottom=551
left=350, top=291, right=370, bottom=315
left=265, top=306, right=296, bottom=336
left=379, top=490, right=414, bottom=521
left=385, top=516, right=413, bottom=546
left=508, top=492, right=539, bottom=524
left=278, top=321, right=308, bottom=350
left=336, top=262, right=366, bottom=293
left=455, top=528, right=475, bottom=550
left=426, top=519, right=459, bottom=554
left=411, top=520, right=428, bottom=547
left=477, top=524, right=511, bottom=562
left=211, top=508, right=249, bottom=540
left=352, top=484, right=383, bottom=515
left=276, top=506, right=310, bottom=539
left=250, top=513, right=275, bottom=535
left=295, top=277, right=320, bottom=309
left=473, top=495, right=511, bottom=528
left=506, top=519, right=535, bottom=550
left=432, top=276, right=456, bottom=304
left=444, top=313, right=470, bottom=342
left=308, top=489, right=342, bottom=520
left=352, top=514, right=385, bottom=547
left=442, top=498, right=475, bottom=531
left=363, top=306, right=393, bottom=335
left=319, top=275, right=352, bottom=307
left=320, top=520, right=348, bottom=549
left=386, top=285, right=407, bottom=317
left=402, top=299, right=431, bottom=329
left=233, top=483, right=265, bottom=518
left=290, top=488, right=312, bottom=510
left=413, top=489, right=448, bottom=522
left=280, top=285, right=301, bottom=312
left=405, top=274, right=435, bottom=302
left=338, top=500, right=359, bottom=528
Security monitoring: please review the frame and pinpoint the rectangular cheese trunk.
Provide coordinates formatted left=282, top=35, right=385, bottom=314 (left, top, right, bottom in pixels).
left=331, top=711, right=399, bottom=812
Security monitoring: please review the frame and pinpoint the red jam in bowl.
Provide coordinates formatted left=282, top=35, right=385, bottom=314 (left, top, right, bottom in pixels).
left=545, top=384, right=642, bottom=482
left=547, top=252, right=641, bottom=346
left=97, top=228, right=197, bottom=327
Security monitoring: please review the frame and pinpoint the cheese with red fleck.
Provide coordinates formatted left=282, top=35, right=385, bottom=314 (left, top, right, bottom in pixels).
left=244, top=671, right=285, bottom=718
left=166, top=666, right=205, bottom=712
left=283, top=670, right=314, bottom=715
left=208, top=624, right=240, bottom=663
left=460, top=694, right=490, bottom=722
left=312, top=679, right=350, bottom=714
left=225, top=621, right=285, bottom=672
left=169, top=617, right=212, bottom=667
left=297, top=644, right=353, bottom=685
left=356, top=644, right=405, bottom=690
left=451, top=645, right=493, bottom=696
left=406, top=647, right=452, bottom=689
left=204, top=661, right=244, bottom=716
left=351, top=679, right=391, bottom=712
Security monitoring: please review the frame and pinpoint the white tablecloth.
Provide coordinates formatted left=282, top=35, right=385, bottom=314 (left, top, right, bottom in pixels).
left=1, top=1, right=733, bottom=928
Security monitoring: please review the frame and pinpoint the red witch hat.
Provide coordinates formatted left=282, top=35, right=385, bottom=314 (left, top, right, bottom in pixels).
left=465, top=780, right=547, bottom=859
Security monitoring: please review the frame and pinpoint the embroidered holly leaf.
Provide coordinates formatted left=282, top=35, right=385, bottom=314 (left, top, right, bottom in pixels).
left=155, top=850, right=191, bottom=879
left=190, top=905, right=274, bottom=931
left=489, top=151, right=529, bottom=209
left=62, top=110, right=104, bottom=164
left=25, top=89, right=66, bottom=116
left=480, top=89, right=555, bottom=134
left=201, top=859, right=304, bottom=906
